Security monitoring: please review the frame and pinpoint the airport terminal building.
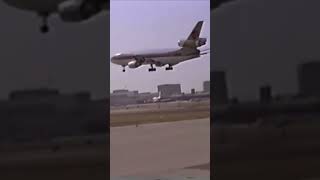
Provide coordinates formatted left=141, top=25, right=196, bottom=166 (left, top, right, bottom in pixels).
left=212, top=71, right=228, bottom=104
left=0, top=88, right=107, bottom=142
left=203, top=81, right=210, bottom=93
left=297, top=61, right=320, bottom=98
left=157, top=84, right=182, bottom=98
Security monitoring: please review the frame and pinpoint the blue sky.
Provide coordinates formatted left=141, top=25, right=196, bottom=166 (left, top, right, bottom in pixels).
left=110, top=0, right=210, bottom=93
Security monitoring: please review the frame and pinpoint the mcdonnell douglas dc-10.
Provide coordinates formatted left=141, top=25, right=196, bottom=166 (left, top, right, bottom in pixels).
left=111, top=21, right=210, bottom=72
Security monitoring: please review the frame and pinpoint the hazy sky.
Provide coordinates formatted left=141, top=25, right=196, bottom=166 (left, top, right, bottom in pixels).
left=0, top=1, right=109, bottom=99
left=213, top=0, right=320, bottom=101
left=110, top=0, right=210, bottom=93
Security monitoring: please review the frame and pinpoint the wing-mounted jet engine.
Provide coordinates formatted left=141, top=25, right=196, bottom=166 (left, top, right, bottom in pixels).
left=58, top=0, right=103, bottom=22
left=128, top=56, right=146, bottom=68
left=128, top=60, right=143, bottom=68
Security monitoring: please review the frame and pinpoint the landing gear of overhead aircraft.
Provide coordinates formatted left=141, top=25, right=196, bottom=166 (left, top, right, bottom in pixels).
left=40, top=25, right=49, bottom=33
left=165, top=65, right=173, bottom=71
left=122, top=66, right=126, bottom=72
left=39, top=12, right=50, bottom=34
left=148, top=64, right=156, bottom=72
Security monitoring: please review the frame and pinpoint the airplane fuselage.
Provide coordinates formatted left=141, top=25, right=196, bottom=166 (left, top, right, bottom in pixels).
left=3, top=0, right=65, bottom=13
left=111, top=48, right=200, bottom=67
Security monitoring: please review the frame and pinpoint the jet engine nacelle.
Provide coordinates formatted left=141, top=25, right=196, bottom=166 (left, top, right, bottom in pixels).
left=58, top=0, right=101, bottom=22
left=178, top=38, right=207, bottom=48
left=196, top=38, right=207, bottom=47
left=128, top=60, right=142, bottom=68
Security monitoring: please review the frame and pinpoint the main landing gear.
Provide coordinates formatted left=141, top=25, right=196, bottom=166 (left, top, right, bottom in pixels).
left=39, top=12, right=50, bottom=34
left=122, top=66, right=126, bottom=72
left=165, top=65, right=173, bottom=71
left=148, top=64, right=156, bottom=72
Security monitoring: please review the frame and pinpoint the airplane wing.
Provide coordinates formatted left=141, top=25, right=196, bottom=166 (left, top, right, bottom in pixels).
left=200, top=48, right=210, bottom=52
left=146, top=59, right=166, bottom=66
left=213, top=0, right=236, bottom=10
left=133, top=56, right=167, bottom=67
left=134, top=56, right=146, bottom=62
left=132, top=55, right=147, bottom=67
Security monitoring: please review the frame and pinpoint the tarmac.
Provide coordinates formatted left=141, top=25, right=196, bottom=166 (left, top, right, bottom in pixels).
left=110, top=118, right=210, bottom=177
left=0, top=140, right=107, bottom=180
left=110, top=100, right=209, bottom=114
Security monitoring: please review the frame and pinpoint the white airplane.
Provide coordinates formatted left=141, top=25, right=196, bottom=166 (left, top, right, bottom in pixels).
left=111, top=21, right=210, bottom=72
left=152, top=91, right=173, bottom=103
left=3, top=0, right=108, bottom=33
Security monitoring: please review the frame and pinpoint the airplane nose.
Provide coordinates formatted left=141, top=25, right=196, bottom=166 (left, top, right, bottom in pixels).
left=111, top=56, right=115, bottom=63
left=111, top=56, right=120, bottom=64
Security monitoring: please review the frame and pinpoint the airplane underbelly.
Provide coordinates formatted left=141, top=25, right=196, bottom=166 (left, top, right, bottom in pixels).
left=3, top=0, right=64, bottom=13
left=153, top=55, right=198, bottom=65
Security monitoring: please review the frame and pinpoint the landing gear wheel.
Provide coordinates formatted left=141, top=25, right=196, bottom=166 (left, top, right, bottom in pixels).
left=40, top=25, right=49, bottom=33
left=39, top=12, right=50, bottom=34
left=165, top=66, right=173, bottom=71
left=149, top=64, right=156, bottom=72
left=122, top=66, right=126, bottom=72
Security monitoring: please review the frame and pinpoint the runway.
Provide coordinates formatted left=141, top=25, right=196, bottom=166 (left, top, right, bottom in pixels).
left=0, top=142, right=107, bottom=180
left=110, top=118, right=210, bottom=177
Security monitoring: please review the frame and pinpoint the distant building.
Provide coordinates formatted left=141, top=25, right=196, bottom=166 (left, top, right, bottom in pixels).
left=110, top=89, right=141, bottom=105
left=191, top=88, right=196, bottom=94
left=297, top=61, right=320, bottom=97
left=135, top=92, right=154, bottom=103
left=0, top=88, right=107, bottom=142
left=9, top=88, right=59, bottom=101
left=157, top=84, right=181, bottom=98
left=113, top=89, right=129, bottom=94
left=139, top=92, right=151, bottom=96
left=110, top=94, right=137, bottom=106
left=259, top=85, right=272, bottom=103
left=212, top=71, right=228, bottom=104
left=203, top=81, right=210, bottom=93
left=112, top=89, right=139, bottom=97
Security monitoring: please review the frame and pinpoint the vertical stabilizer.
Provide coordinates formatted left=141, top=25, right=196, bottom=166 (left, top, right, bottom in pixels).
left=187, top=21, right=203, bottom=40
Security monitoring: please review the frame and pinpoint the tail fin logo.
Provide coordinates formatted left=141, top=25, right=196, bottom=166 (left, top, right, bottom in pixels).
left=187, top=21, right=203, bottom=40
left=191, top=30, right=198, bottom=40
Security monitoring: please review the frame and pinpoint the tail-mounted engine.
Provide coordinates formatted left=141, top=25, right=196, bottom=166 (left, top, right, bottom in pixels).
left=178, top=38, right=207, bottom=48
